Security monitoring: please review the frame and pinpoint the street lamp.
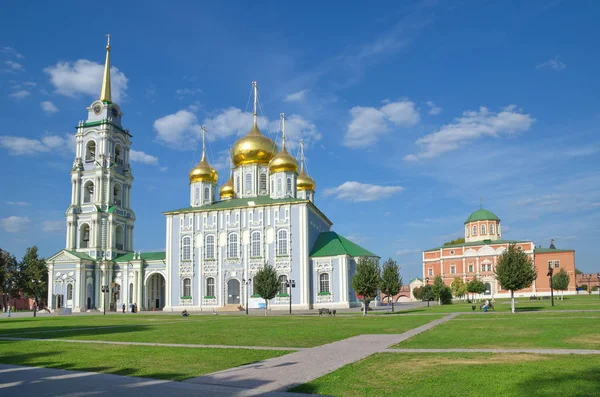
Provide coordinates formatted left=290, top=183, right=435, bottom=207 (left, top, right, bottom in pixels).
left=101, top=285, right=109, bottom=315
left=546, top=264, right=554, bottom=307
left=242, top=278, right=251, bottom=315
left=597, top=274, right=600, bottom=299
left=285, top=279, right=296, bottom=314
left=425, top=277, right=430, bottom=307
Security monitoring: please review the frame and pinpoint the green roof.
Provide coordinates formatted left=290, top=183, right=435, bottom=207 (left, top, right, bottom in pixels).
left=534, top=247, right=574, bottom=254
left=464, top=209, right=500, bottom=224
left=80, top=119, right=130, bottom=136
left=66, top=250, right=95, bottom=261
left=409, top=277, right=423, bottom=283
left=114, top=251, right=166, bottom=262
left=310, top=231, right=377, bottom=258
left=424, top=239, right=529, bottom=252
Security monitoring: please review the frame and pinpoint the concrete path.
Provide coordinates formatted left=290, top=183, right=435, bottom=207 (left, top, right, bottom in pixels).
left=185, top=313, right=458, bottom=391
left=0, top=364, right=325, bottom=397
left=383, top=348, right=600, bottom=355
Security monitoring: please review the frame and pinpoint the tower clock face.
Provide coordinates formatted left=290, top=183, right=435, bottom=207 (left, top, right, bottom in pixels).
left=93, top=104, right=102, bottom=115
left=111, top=107, right=118, bottom=117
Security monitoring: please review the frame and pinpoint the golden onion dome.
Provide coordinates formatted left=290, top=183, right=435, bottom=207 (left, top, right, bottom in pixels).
left=219, top=176, right=234, bottom=199
left=297, top=169, right=316, bottom=191
left=269, top=146, right=299, bottom=173
left=189, top=156, right=218, bottom=184
left=231, top=122, right=277, bottom=167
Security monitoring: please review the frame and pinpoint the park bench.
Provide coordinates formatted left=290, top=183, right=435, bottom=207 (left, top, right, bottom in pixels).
left=318, top=308, right=336, bottom=316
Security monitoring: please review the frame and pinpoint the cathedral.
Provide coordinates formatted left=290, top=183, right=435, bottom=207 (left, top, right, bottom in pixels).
left=47, top=38, right=377, bottom=312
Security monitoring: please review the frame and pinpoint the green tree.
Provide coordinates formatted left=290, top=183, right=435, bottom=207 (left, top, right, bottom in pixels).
left=352, top=257, right=381, bottom=316
left=466, top=277, right=485, bottom=302
left=451, top=277, right=467, bottom=300
left=575, top=268, right=583, bottom=275
left=422, top=284, right=434, bottom=307
left=253, top=263, right=279, bottom=316
left=439, top=286, right=453, bottom=304
left=580, top=284, right=588, bottom=291
left=431, top=276, right=446, bottom=305
left=0, top=249, right=20, bottom=312
left=380, top=258, right=402, bottom=312
left=552, top=268, right=570, bottom=300
left=444, top=237, right=465, bottom=246
left=18, top=246, right=47, bottom=317
left=412, top=286, right=423, bottom=300
left=495, top=244, right=537, bottom=313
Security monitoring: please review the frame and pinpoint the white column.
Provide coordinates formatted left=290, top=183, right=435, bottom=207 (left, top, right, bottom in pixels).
left=136, top=269, right=143, bottom=309
left=165, top=217, right=172, bottom=309
left=48, top=264, right=54, bottom=310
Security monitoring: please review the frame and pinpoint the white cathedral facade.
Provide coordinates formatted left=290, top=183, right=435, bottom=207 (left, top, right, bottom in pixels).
left=47, top=39, right=378, bottom=312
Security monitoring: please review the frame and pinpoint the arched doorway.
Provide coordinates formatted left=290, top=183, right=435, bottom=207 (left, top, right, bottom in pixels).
left=227, top=279, right=240, bottom=304
left=146, top=273, right=165, bottom=310
left=484, top=282, right=492, bottom=295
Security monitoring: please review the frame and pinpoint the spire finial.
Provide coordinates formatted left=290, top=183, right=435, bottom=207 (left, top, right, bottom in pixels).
left=299, top=138, right=305, bottom=172
left=480, top=197, right=483, bottom=209
left=280, top=113, right=286, bottom=149
left=228, top=148, right=233, bottom=177
left=100, top=34, right=112, bottom=102
left=252, top=81, right=258, bottom=126
left=200, top=125, right=207, bottom=161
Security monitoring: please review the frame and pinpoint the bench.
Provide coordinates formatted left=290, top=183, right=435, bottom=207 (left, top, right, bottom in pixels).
left=318, top=308, right=336, bottom=316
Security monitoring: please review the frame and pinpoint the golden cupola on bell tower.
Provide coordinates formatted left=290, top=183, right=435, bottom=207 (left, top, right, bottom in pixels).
left=189, top=126, right=218, bottom=207
left=269, top=113, right=299, bottom=199
left=296, top=139, right=316, bottom=202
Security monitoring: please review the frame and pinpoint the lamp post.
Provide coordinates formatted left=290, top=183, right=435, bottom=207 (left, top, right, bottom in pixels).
left=589, top=275, right=593, bottom=295
left=31, top=278, right=42, bottom=318
left=425, top=277, right=430, bottom=307
left=101, top=285, right=109, bottom=315
left=546, top=265, right=554, bottom=307
left=285, top=279, right=296, bottom=315
left=242, top=278, right=251, bottom=315
left=597, top=274, right=600, bottom=299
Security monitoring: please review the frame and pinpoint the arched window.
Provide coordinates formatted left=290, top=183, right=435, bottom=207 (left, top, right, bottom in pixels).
left=278, top=275, right=288, bottom=295
left=271, top=180, right=274, bottom=193
left=205, top=235, right=215, bottom=259
left=259, top=173, right=267, bottom=193
left=319, top=273, right=330, bottom=293
left=114, top=144, right=122, bottom=164
left=194, top=187, right=200, bottom=202
left=228, top=233, right=238, bottom=258
left=236, top=175, right=240, bottom=193
left=277, top=178, right=282, bottom=194
left=277, top=229, right=288, bottom=256
left=80, top=223, right=90, bottom=248
left=206, top=277, right=215, bottom=297
left=489, top=223, right=495, bottom=235
left=251, top=231, right=261, bottom=257
left=113, top=184, right=122, bottom=206
left=481, top=224, right=486, bottom=235
left=85, top=141, right=96, bottom=162
left=67, top=284, right=73, bottom=300
left=182, top=236, right=191, bottom=260
left=83, top=181, right=94, bottom=203
left=183, top=278, right=191, bottom=297
left=472, top=226, right=477, bottom=236
left=204, top=186, right=210, bottom=201
left=245, top=173, right=252, bottom=194
left=129, top=283, right=133, bottom=304
left=115, top=225, right=124, bottom=250
left=286, top=177, right=292, bottom=195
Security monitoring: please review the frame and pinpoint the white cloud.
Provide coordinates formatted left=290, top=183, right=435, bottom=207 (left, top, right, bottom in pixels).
left=405, top=105, right=534, bottom=161
left=41, top=101, right=59, bottom=114
left=4, top=60, right=24, bottom=72
left=5, top=201, right=29, bottom=206
left=130, top=149, right=159, bottom=166
left=41, top=220, right=65, bottom=233
left=153, top=110, right=203, bottom=147
left=323, top=181, right=403, bottom=202
left=426, top=101, right=442, bottom=115
left=1, top=216, right=30, bottom=233
left=537, top=57, right=566, bottom=71
left=344, top=100, right=419, bottom=148
left=9, top=90, right=30, bottom=100
left=0, top=135, right=73, bottom=155
left=44, top=59, right=128, bottom=103
left=175, top=88, right=202, bottom=99
left=1, top=47, right=23, bottom=59
left=396, top=248, right=421, bottom=256
left=285, top=89, right=308, bottom=102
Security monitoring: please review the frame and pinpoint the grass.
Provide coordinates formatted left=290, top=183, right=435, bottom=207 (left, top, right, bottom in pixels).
left=395, top=312, right=600, bottom=349
left=0, top=314, right=443, bottom=348
left=290, top=352, right=600, bottom=397
left=0, top=340, right=289, bottom=381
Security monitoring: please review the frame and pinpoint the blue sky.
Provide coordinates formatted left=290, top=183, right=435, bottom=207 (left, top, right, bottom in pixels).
left=1, top=1, right=599, bottom=280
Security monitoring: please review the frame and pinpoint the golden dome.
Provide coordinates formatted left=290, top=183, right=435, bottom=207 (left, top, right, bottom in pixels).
left=219, top=176, right=234, bottom=199
left=231, top=123, right=277, bottom=167
left=297, top=169, right=316, bottom=191
left=269, top=146, right=298, bottom=173
left=189, top=157, right=218, bottom=184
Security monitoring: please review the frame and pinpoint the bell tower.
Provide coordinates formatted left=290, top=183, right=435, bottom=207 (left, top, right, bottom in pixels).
left=65, top=35, right=136, bottom=260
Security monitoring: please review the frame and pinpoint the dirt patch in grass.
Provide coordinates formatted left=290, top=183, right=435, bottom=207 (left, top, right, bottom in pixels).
left=566, top=334, right=600, bottom=347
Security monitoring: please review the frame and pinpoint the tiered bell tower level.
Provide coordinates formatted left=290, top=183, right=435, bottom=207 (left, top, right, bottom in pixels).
left=65, top=35, right=135, bottom=260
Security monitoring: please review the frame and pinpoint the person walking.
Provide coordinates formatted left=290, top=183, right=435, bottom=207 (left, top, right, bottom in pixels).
left=7, top=305, right=11, bottom=318
left=122, top=303, right=126, bottom=313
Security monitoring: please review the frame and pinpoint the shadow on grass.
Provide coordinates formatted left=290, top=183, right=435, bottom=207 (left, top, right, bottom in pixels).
left=0, top=322, right=151, bottom=340
left=518, top=368, right=600, bottom=396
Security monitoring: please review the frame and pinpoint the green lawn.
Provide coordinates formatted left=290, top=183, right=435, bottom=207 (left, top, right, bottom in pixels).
left=0, top=313, right=443, bottom=348
left=396, top=312, right=600, bottom=349
left=0, top=340, right=289, bottom=381
left=290, top=353, right=600, bottom=397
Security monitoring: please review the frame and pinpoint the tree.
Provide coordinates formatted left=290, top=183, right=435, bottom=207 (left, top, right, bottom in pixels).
left=380, top=258, right=402, bottom=312
left=0, top=249, right=20, bottom=312
left=451, top=277, right=467, bottom=300
left=18, top=246, right=47, bottom=317
left=422, top=285, right=434, bottom=307
left=439, top=286, right=453, bottom=305
left=352, top=257, right=381, bottom=316
left=412, top=286, right=424, bottom=300
left=444, top=237, right=465, bottom=246
left=552, top=268, right=570, bottom=300
left=253, top=263, right=279, bottom=316
left=466, top=277, right=485, bottom=302
left=575, top=268, right=583, bottom=275
left=431, top=276, right=445, bottom=305
left=495, top=244, right=537, bottom=313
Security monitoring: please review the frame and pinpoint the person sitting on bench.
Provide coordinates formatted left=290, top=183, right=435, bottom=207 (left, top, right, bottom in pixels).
left=482, top=299, right=490, bottom=312
left=181, top=309, right=189, bottom=317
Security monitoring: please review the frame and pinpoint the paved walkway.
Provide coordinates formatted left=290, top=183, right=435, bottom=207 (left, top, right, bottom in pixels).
left=185, top=313, right=458, bottom=391
left=384, top=348, right=600, bottom=355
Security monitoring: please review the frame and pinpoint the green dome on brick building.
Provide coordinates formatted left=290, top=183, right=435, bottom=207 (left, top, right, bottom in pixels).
left=464, top=209, right=500, bottom=224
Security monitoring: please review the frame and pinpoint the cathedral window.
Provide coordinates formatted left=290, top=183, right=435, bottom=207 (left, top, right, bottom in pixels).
left=236, top=175, right=240, bottom=193
left=115, top=225, right=124, bottom=251
left=259, top=172, right=267, bottom=193
left=204, top=187, right=210, bottom=201
left=194, top=187, right=200, bottom=202
left=205, top=235, right=215, bottom=259
left=114, top=144, right=123, bottom=165
left=271, top=180, right=274, bottom=193
left=278, top=275, right=288, bottom=295
left=85, top=141, right=96, bottom=162
left=113, top=184, right=122, bottom=206
left=490, top=224, right=495, bottom=235
left=80, top=223, right=90, bottom=248
left=251, top=231, right=261, bottom=257
left=228, top=233, right=239, bottom=258
left=83, top=181, right=94, bottom=203
left=319, top=273, right=330, bottom=293
left=450, top=266, right=456, bottom=274
left=67, top=284, right=73, bottom=300
left=472, top=226, right=477, bottom=236
left=206, top=277, right=215, bottom=297
left=277, top=229, right=288, bottom=256
left=468, top=264, right=474, bottom=272
left=277, top=178, right=282, bottom=195
left=129, top=283, right=133, bottom=304
left=481, top=224, right=486, bottom=235
left=182, top=278, right=191, bottom=297
left=245, top=173, right=252, bottom=194
left=286, top=177, right=292, bottom=195
left=182, top=236, right=191, bottom=260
